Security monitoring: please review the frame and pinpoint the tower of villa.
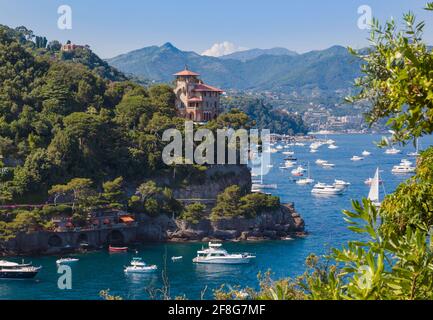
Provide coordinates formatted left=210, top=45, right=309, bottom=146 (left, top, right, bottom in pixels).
left=173, top=67, right=223, bottom=122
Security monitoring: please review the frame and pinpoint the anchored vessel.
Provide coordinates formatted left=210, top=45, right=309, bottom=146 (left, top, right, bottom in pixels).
left=311, top=183, right=345, bottom=195
left=0, top=260, right=41, bottom=279
left=193, top=242, right=256, bottom=264
left=124, top=257, right=157, bottom=273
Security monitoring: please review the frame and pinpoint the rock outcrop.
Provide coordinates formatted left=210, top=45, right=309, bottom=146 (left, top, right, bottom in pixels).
left=137, top=203, right=305, bottom=242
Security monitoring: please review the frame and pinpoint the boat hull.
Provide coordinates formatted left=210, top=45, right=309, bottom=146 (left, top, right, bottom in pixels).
left=193, top=257, right=253, bottom=264
left=0, top=270, right=39, bottom=279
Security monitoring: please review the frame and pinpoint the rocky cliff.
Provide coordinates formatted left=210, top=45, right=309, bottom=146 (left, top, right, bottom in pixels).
left=136, top=203, right=305, bottom=242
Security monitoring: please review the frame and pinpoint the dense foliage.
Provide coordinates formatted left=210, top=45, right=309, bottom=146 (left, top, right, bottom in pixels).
left=0, top=25, right=183, bottom=204
left=222, top=96, right=308, bottom=135
left=211, top=185, right=280, bottom=220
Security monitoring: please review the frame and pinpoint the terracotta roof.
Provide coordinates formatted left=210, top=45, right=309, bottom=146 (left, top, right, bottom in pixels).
left=192, top=83, right=223, bottom=93
left=174, top=69, right=200, bottom=76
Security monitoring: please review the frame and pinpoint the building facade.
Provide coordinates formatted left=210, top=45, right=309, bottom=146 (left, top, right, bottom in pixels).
left=173, top=68, right=223, bottom=122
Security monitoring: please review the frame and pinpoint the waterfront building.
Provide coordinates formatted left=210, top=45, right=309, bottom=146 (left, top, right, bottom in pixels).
left=173, top=67, right=224, bottom=122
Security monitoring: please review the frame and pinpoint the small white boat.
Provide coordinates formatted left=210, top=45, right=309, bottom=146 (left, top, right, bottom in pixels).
left=334, top=180, right=351, bottom=189
left=315, top=159, right=328, bottom=165
left=193, top=242, right=255, bottom=264
left=56, top=258, right=79, bottom=265
left=328, top=144, right=339, bottom=150
left=362, top=150, right=371, bottom=157
left=311, top=183, right=345, bottom=195
left=310, top=149, right=318, bottom=153
left=124, top=257, right=157, bottom=273
left=171, top=256, right=183, bottom=262
left=322, top=162, right=335, bottom=168
left=276, top=145, right=283, bottom=150
left=282, top=151, right=295, bottom=156
left=385, top=147, right=401, bottom=155
left=351, top=156, right=364, bottom=161
left=297, top=178, right=314, bottom=185
left=365, top=177, right=384, bottom=185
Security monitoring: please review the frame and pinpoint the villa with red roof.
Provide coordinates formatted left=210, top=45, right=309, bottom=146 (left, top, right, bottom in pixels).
left=173, top=67, right=224, bottom=122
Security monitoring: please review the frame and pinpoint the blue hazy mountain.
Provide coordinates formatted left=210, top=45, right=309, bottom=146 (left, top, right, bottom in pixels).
left=219, top=47, right=298, bottom=61
left=107, top=43, right=362, bottom=95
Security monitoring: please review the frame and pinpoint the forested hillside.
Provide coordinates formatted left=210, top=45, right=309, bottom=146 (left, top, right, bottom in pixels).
left=0, top=25, right=185, bottom=204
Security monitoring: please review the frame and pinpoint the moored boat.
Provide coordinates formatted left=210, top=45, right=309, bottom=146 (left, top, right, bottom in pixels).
left=193, top=242, right=255, bottom=264
left=311, top=183, right=345, bottom=195
left=109, top=245, right=128, bottom=253
left=124, top=257, right=157, bottom=273
left=0, top=260, right=41, bottom=280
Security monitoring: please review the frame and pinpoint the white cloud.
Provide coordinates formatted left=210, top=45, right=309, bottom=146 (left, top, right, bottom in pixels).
left=202, top=41, right=248, bottom=57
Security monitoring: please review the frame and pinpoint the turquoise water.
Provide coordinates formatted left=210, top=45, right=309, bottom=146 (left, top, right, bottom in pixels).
left=1, top=134, right=432, bottom=300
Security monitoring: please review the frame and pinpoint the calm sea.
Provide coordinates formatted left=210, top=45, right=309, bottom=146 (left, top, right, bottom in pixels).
left=1, top=134, right=432, bottom=300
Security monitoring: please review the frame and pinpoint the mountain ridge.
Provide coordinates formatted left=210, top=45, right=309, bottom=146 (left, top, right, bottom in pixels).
left=107, top=43, right=362, bottom=101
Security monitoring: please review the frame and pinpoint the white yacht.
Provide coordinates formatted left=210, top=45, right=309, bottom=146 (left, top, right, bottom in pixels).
left=334, top=180, right=351, bottom=189
left=311, top=183, right=345, bottom=195
left=362, top=150, right=371, bottom=157
left=385, top=147, right=402, bottom=155
left=368, top=168, right=382, bottom=207
left=328, top=144, right=339, bottom=150
left=392, top=160, right=416, bottom=174
left=124, top=257, right=157, bottom=273
left=193, top=243, right=255, bottom=264
left=315, top=159, right=328, bottom=165
left=351, top=156, right=364, bottom=161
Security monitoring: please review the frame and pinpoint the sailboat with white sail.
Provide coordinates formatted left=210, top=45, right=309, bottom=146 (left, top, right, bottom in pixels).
left=407, top=138, right=421, bottom=157
left=368, top=168, right=382, bottom=207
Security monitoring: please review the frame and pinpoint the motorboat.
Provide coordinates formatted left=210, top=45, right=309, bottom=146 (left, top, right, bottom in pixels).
left=315, top=159, right=328, bottom=165
left=362, top=150, right=371, bottom=157
left=328, top=144, right=339, bottom=150
left=311, top=183, right=345, bottom=195
left=334, top=180, right=351, bottom=189
left=291, top=167, right=304, bottom=176
left=0, top=260, right=41, bottom=279
left=351, top=156, right=364, bottom=161
left=296, top=178, right=314, bottom=185
left=310, top=149, right=318, bottom=153
left=276, top=145, right=283, bottom=150
left=193, top=242, right=255, bottom=264
left=56, top=258, right=79, bottom=265
left=284, top=155, right=297, bottom=161
left=124, top=257, right=157, bottom=273
left=392, top=162, right=416, bottom=174
left=282, top=151, right=295, bottom=156
left=171, top=256, right=183, bottom=262
left=109, top=245, right=128, bottom=253
left=365, top=177, right=384, bottom=186
left=322, top=162, right=335, bottom=168
left=368, top=168, right=382, bottom=207
left=385, top=147, right=402, bottom=155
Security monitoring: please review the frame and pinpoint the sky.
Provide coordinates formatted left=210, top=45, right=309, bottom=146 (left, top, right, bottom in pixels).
left=0, top=0, right=432, bottom=59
